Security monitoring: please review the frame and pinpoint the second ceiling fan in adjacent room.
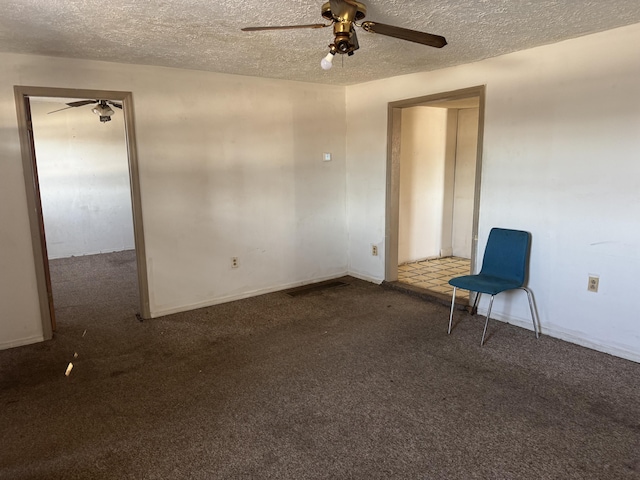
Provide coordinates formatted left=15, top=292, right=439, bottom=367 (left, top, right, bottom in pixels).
left=48, top=99, right=123, bottom=123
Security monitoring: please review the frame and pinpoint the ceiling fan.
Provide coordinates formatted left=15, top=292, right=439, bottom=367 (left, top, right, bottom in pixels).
left=242, top=0, right=447, bottom=70
left=47, top=99, right=123, bottom=123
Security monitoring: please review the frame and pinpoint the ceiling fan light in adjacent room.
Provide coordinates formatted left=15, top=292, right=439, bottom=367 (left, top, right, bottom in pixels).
left=321, top=51, right=335, bottom=70
left=92, top=104, right=114, bottom=116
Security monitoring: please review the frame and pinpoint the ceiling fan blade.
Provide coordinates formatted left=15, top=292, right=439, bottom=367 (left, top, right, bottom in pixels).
left=66, top=99, right=98, bottom=107
left=107, top=101, right=123, bottom=109
left=47, top=106, right=76, bottom=115
left=361, top=21, right=447, bottom=48
left=242, top=24, right=330, bottom=32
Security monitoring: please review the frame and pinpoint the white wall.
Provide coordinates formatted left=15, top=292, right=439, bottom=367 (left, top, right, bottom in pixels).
left=398, top=107, right=448, bottom=263
left=30, top=100, right=134, bottom=259
left=1, top=53, right=347, bottom=349
left=346, top=23, right=640, bottom=362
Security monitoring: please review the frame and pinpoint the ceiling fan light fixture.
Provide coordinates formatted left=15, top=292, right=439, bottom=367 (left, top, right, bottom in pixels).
left=92, top=104, right=114, bottom=117
left=321, top=51, right=335, bottom=70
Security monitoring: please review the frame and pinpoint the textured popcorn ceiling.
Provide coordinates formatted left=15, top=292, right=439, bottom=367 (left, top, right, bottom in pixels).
left=1, top=0, right=640, bottom=85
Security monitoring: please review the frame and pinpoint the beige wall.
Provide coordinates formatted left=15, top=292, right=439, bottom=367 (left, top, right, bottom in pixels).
left=0, top=53, right=347, bottom=348
left=397, top=106, right=477, bottom=264
left=398, top=107, right=449, bottom=263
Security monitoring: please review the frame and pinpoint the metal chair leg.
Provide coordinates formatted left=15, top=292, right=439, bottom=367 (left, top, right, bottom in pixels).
left=448, top=287, right=457, bottom=334
left=471, top=292, right=481, bottom=315
left=521, top=287, right=540, bottom=338
left=481, top=295, right=494, bottom=347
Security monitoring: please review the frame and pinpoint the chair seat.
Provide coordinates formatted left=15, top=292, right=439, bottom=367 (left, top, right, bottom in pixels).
left=449, top=274, right=522, bottom=296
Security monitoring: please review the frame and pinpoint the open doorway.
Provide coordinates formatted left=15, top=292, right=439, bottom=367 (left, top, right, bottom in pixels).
left=385, top=86, right=485, bottom=302
left=14, top=86, right=150, bottom=339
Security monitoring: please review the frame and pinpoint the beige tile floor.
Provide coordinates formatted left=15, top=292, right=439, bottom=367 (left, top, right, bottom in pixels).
left=398, top=256, right=472, bottom=299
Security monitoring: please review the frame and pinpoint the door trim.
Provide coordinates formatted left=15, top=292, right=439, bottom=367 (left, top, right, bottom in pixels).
left=385, top=85, right=486, bottom=283
left=13, top=85, right=151, bottom=337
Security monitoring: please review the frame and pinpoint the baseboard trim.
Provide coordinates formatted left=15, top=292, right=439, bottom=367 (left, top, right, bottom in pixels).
left=151, top=271, right=350, bottom=318
left=485, top=310, right=640, bottom=364
left=0, top=334, right=45, bottom=351
left=346, top=270, right=383, bottom=285
left=440, top=247, right=453, bottom=258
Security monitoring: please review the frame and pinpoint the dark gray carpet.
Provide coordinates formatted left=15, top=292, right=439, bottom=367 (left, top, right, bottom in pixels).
left=1, top=251, right=639, bottom=479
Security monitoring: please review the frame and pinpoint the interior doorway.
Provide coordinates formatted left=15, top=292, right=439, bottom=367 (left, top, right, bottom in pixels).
left=385, top=86, right=485, bottom=301
left=14, top=86, right=150, bottom=339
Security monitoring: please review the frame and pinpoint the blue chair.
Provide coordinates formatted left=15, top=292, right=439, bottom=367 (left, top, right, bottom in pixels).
left=448, top=228, right=540, bottom=346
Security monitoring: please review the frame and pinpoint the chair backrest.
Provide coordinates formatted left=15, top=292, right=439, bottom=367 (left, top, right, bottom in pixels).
left=479, top=228, right=531, bottom=286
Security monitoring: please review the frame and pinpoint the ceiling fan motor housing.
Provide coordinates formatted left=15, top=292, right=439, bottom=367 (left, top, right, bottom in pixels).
left=322, top=1, right=367, bottom=55
left=321, top=1, right=366, bottom=22
left=333, top=26, right=356, bottom=53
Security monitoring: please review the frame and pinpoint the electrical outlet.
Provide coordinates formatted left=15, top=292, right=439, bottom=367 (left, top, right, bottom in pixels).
left=588, top=275, right=599, bottom=293
left=371, top=245, right=378, bottom=256
left=231, top=257, right=239, bottom=269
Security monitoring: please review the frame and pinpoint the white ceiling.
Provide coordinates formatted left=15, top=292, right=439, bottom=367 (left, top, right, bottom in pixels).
left=1, top=0, right=640, bottom=86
